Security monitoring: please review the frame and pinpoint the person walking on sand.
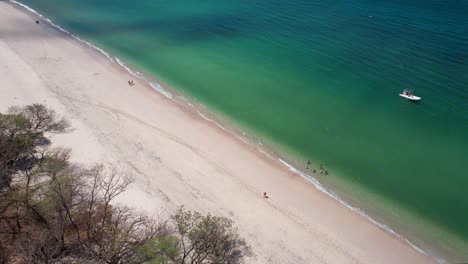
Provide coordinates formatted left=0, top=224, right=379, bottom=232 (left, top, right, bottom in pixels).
left=263, top=192, right=269, bottom=199
left=306, top=160, right=311, bottom=169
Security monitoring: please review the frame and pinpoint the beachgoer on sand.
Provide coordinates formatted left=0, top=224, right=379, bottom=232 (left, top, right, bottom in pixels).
left=263, top=192, right=269, bottom=199
left=35, top=20, right=40, bottom=24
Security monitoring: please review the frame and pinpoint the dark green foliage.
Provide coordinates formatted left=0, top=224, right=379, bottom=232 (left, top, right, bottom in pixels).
left=0, top=113, right=35, bottom=189
left=137, top=235, right=179, bottom=264
left=0, top=104, right=70, bottom=190
left=172, top=208, right=253, bottom=264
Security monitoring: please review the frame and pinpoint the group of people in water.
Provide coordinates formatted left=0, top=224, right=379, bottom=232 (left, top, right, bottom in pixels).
left=306, top=160, right=328, bottom=175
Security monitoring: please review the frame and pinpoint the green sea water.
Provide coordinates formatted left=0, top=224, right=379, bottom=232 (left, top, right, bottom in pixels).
left=16, top=0, right=468, bottom=259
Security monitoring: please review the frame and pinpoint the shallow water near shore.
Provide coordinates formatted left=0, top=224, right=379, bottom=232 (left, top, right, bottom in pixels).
left=16, top=0, right=468, bottom=259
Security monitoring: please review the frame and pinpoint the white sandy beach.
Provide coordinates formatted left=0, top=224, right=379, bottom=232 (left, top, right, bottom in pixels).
left=0, top=2, right=435, bottom=263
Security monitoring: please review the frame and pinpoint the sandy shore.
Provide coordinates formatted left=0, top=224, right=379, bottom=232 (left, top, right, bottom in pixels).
left=0, top=2, right=435, bottom=263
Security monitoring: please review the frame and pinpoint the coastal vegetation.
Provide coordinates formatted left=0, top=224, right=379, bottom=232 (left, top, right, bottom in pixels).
left=0, top=104, right=252, bottom=264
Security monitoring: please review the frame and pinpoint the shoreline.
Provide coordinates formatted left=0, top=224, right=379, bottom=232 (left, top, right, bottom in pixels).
left=2, top=1, right=440, bottom=263
left=11, top=1, right=430, bottom=256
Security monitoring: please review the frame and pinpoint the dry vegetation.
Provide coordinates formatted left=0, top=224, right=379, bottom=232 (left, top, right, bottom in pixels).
left=0, top=104, right=252, bottom=264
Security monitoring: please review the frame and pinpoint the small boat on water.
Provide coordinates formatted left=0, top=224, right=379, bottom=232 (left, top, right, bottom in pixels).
left=399, top=89, right=421, bottom=101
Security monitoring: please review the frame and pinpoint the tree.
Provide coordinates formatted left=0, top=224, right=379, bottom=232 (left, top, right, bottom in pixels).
left=137, top=234, right=179, bottom=264
left=8, top=104, right=70, bottom=134
left=3, top=150, right=166, bottom=264
left=171, top=207, right=253, bottom=264
left=0, top=113, right=35, bottom=189
left=0, top=104, right=70, bottom=190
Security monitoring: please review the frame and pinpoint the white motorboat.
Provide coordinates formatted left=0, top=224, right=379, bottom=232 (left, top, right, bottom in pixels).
left=399, top=89, right=421, bottom=101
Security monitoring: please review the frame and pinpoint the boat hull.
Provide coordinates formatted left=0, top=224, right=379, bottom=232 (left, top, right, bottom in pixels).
left=399, top=94, right=421, bottom=101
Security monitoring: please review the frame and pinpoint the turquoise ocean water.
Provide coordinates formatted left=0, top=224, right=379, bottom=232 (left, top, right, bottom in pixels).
left=16, top=0, right=468, bottom=259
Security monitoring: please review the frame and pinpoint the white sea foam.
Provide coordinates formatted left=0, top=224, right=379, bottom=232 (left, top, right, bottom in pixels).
left=10, top=0, right=438, bottom=261
left=115, top=57, right=137, bottom=76
left=238, top=137, right=249, bottom=144
left=115, top=57, right=174, bottom=99
left=194, top=111, right=226, bottom=130
left=216, top=123, right=227, bottom=130
left=149, top=82, right=173, bottom=99
left=198, top=112, right=213, bottom=122
left=257, top=148, right=275, bottom=160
